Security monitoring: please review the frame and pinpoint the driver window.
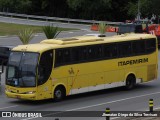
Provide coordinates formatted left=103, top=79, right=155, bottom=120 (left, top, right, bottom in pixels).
left=38, top=50, right=53, bottom=85
left=7, top=66, right=15, bottom=78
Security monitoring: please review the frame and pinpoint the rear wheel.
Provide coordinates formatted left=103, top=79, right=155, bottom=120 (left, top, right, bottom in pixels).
left=125, top=75, right=136, bottom=90
left=54, top=86, right=65, bottom=101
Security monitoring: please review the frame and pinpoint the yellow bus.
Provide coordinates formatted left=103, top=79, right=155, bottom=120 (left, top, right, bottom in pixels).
left=5, top=33, right=158, bottom=101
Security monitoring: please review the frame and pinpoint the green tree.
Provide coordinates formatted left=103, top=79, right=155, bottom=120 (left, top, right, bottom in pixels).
left=111, top=0, right=136, bottom=21
left=67, top=0, right=140, bottom=21
left=150, top=0, right=160, bottom=15
left=67, top=0, right=112, bottom=20
left=98, top=22, right=106, bottom=37
left=30, top=0, right=68, bottom=16
left=3, top=0, right=160, bottom=22
left=127, top=1, right=138, bottom=18
left=127, top=0, right=160, bottom=19
left=0, top=0, right=32, bottom=13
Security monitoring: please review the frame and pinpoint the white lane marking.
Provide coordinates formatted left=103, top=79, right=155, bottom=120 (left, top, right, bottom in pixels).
left=0, top=36, right=17, bottom=38
left=0, top=105, right=19, bottom=110
left=111, top=117, right=120, bottom=120
left=21, top=91, right=160, bottom=120
left=67, top=91, right=160, bottom=111
left=81, top=29, right=92, bottom=32
left=154, top=107, right=160, bottom=110
left=141, top=106, right=160, bottom=111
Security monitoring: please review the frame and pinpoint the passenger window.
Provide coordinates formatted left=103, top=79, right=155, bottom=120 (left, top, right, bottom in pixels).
left=95, top=45, right=103, bottom=59
left=55, top=49, right=63, bottom=65
left=78, top=46, right=87, bottom=61
left=118, top=42, right=131, bottom=57
left=104, top=43, right=117, bottom=58
left=63, top=49, right=71, bottom=63
left=88, top=45, right=103, bottom=60
left=55, top=48, right=71, bottom=67
left=132, top=40, right=145, bottom=55
left=71, top=47, right=80, bottom=63
left=146, top=39, right=156, bottom=53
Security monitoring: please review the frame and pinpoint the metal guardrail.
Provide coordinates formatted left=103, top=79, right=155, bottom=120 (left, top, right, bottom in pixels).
left=0, top=12, right=122, bottom=25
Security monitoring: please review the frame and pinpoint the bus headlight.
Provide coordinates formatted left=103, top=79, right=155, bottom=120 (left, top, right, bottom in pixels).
left=5, top=89, right=11, bottom=92
left=25, top=91, right=36, bottom=94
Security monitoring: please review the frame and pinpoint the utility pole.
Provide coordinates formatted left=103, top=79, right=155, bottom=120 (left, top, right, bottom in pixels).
left=137, top=0, right=141, bottom=21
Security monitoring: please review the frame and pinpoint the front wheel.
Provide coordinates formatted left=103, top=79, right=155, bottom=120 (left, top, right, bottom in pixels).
left=54, top=87, right=65, bottom=101
left=125, top=75, right=136, bottom=90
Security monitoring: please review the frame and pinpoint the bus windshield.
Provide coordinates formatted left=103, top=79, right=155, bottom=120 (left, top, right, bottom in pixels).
left=6, top=52, right=39, bottom=87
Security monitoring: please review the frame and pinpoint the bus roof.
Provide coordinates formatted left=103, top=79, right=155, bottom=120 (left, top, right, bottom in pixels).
left=12, top=33, right=156, bottom=52
left=41, top=33, right=156, bottom=45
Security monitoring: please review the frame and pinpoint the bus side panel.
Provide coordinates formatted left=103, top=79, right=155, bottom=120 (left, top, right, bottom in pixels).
left=147, top=64, right=157, bottom=81
left=52, top=51, right=158, bottom=96
left=135, top=66, right=146, bottom=82
left=88, top=72, right=104, bottom=92
left=69, top=74, right=89, bottom=94
left=68, top=63, right=105, bottom=94
left=37, top=79, right=52, bottom=100
left=134, top=64, right=157, bottom=82
left=104, top=69, right=125, bottom=85
left=52, top=66, right=70, bottom=96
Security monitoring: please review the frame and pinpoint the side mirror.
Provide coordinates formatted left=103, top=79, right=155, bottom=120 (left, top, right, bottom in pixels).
left=0, top=60, right=4, bottom=85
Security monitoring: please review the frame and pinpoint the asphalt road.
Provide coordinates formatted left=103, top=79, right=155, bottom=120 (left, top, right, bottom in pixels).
left=0, top=29, right=116, bottom=46
left=0, top=16, right=160, bottom=120
left=0, top=16, right=90, bottom=30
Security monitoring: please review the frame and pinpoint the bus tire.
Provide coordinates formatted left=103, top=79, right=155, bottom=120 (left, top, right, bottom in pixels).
left=54, top=86, right=66, bottom=101
left=125, top=75, right=136, bottom=90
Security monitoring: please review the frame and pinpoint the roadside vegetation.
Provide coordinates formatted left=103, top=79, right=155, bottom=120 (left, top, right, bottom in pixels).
left=18, top=28, right=34, bottom=45
left=98, top=22, right=106, bottom=37
left=0, top=22, right=76, bottom=36
left=42, top=24, right=61, bottom=39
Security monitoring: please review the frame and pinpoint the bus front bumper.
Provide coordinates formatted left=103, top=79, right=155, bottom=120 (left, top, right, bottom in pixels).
left=5, top=91, right=37, bottom=100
